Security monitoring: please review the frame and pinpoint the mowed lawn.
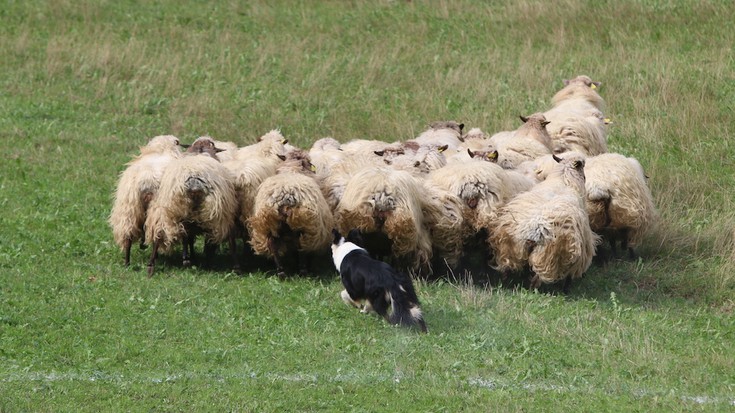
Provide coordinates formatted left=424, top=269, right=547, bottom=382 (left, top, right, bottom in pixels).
left=1, top=0, right=734, bottom=411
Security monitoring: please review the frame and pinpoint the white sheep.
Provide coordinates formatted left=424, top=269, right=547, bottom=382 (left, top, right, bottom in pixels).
left=109, top=135, right=185, bottom=266
left=412, top=120, right=465, bottom=150
left=144, top=137, right=239, bottom=276
left=551, top=75, right=605, bottom=111
left=336, top=167, right=433, bottom=275
left=222, top=130, right=290, bottom=250
left=247, top=149, right=335, bottom=276
left=488, top=113, right=554, bottom=169
left=530, top=152, right=657, bottom=258
left=489, top=154, right=600, bottom=291
left=545, top=75, right=609, bottom=156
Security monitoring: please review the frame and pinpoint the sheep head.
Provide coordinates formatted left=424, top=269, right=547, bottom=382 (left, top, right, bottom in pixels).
left=562, top=75, right=601, bottom=89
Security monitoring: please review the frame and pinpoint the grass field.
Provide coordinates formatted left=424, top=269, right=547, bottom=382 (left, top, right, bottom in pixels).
left=1, top=0, right=734, bottom=411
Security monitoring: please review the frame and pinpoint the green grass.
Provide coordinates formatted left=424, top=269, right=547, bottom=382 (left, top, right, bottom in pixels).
left=1, top=0, right=734, bottom=411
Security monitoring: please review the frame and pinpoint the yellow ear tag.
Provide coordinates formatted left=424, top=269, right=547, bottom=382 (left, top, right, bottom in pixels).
left=310, top=164, right=317, bottom=172
left=604, top=118, right=612, bottom=125
left=590, top=84, right=597, bottom=90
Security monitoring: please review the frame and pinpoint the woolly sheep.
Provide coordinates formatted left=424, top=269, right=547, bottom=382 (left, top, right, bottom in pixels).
left=488, top=113, right=554, bottom=169
left=489, top=154, right=600, bottom=291
left=411, top=121, right=465, bottom=150
left=222, top=130, right=290, bottom=245
left=247, top=149, right=335, bottom=276
left=144, top=137, right=239, bottom=276
left=336, top=167, right=433, bottom=275
left=109, top=135, right=185, bottom=266
left=545, top=75, right=608, bottom=156
left=380, top=143, right=449, bottom=175
left=531, top=152, right=657, bottom=258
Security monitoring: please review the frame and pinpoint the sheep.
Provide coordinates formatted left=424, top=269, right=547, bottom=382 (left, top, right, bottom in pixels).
left=529, top=152, right=657, bottom=259
left=380, top=143, right=449, bottom=175
left=335, top=167, right=433, bottom=276
left=420, top=185, right=468, bottom=271
left=144, top=137, right=239, bottom=276
left=488, top=154, right=600, bottom=291
left=222, top=130, right=290, bottom=252
left=247, top=149, right=335, bottom=276
left=545, top=75, right=608, bottom=156
left=551, top=75, right=605, bottom=111
left=412, top=120, right=465, bottom=150
left=109, top=135, right=185, bottom=266
left=316, top=148, right=385, bottom=212
left=427, top=159, right=534, bottom=271
left=488, top=113, right=554, bottom=169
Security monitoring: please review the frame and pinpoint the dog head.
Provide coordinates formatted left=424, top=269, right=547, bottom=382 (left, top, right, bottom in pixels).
left=331, top=228, right=366, bottom=271
left=345, top=228, right=365, bottom=247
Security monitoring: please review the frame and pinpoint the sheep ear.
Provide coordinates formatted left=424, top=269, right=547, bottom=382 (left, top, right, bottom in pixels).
left=458, top=123, right=465, bottom=132
left=214, top=147, right=225, bottom=153
left=309, top=163, right=317, bottom=172
left=414, top=161, right=421, bottom=167
left=438, top=144, right=448, bottom=153
left=542, top=120, right=551, bottom=127
left=520, top=115, right=529, bottom=123
left=467, top=148, right=475, bottom=158
left=488, top=150, right=498, bottom=161
left=552, top=154, right=563, bottom=163
left=591, top=81, right=601, bottom=89
left=281, top=139, right=289, bottom=145
left=374, top=150, right=385, bottom=156
left=277, top=154, right=287, bottom=161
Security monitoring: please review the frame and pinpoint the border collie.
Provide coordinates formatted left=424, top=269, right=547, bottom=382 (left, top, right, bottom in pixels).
left=331, top=229, right=427, bottom=332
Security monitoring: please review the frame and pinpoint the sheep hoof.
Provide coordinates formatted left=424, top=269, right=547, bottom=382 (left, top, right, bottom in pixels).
left=146, top=265, right=155, bottom=278
left=276, top=270, right=287, bottom=279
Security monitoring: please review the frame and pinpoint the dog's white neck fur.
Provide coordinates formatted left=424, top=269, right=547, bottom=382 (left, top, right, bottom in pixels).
left=332, top=240, right=365, bottom=270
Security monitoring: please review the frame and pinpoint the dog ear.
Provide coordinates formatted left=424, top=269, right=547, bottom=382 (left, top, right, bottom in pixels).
left=332, top=229, right=342, bottom=245
left=346, top=228, right=364, bottom=246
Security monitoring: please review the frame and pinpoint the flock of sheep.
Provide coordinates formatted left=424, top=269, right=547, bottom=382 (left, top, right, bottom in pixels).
left=109, top=75, right=657, bottom=291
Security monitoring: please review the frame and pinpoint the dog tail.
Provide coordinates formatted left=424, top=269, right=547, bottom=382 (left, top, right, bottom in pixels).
left=389, top=279, right=428, bottom=333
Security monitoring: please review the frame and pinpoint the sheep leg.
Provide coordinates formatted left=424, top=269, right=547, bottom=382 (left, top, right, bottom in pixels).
left=123, top=238, right=132, bottom=267
left=267, top=237, right=286, bottom=277
left=147, top=240, right=160, bottom=278
left=297, top=250, right=309, bottom=276
left=229, top=234, right=241, bottom=273
left=203, top=242, right=217, bottom=268
left=529, top=274, right=542, bottom=290
left=182, top=237, right=192, bottom=268
left=562, top=276, right=572, bottom=294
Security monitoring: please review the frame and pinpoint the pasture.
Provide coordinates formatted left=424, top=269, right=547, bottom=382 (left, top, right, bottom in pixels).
left=1, top=0, right=734, bottom=411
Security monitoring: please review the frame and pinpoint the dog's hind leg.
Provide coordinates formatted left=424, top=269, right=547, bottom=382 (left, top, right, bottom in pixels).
left=369, top=293, right=391, bottom=324
left=341, top=289, right=361, bottom=309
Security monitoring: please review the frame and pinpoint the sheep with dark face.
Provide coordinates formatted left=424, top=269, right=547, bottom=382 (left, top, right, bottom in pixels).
left=247, top=150, right=335, bottom=276
left=109, top=135, right=186, bottom=266
left=489, top=154, right=599, bottom=291
left=144, top=137, right=239, bottom=276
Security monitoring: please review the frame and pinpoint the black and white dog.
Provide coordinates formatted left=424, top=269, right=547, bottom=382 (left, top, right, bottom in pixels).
left=331, top=229, right=427, bottom=332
